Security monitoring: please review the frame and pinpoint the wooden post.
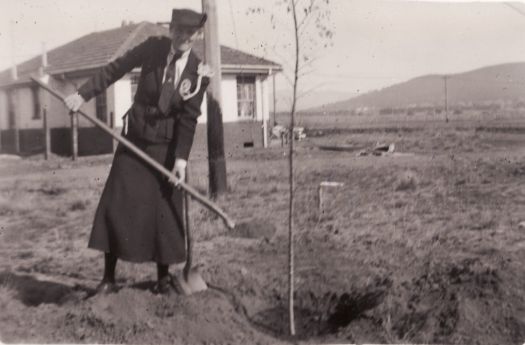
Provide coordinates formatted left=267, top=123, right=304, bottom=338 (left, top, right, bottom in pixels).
left=202, top=0, right=227, bottom=197
left=272, top=71, right=277, bottom=126
left=262, top=77, right=268, bottom=148
left=70, top=112, right=78, bottom=160
left=318, top=181, right=344, bottom=215
left=444, top=75, right=449, bottom=123
left=262, top=117, right=268, bottom=148
left=13, top=97, right=20, bottom=154
left=43, top=107, right=50, bottom=160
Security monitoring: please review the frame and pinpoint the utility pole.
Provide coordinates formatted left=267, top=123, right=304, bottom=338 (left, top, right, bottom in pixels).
left=202, top=0, right=227, bottom=197
left=43, top=108, right=50, bottom=160
left=444, top=75, right=449, bottom=123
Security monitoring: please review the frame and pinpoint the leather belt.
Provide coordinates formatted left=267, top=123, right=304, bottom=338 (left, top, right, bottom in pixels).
left=135, top=102, right=164, bottom=118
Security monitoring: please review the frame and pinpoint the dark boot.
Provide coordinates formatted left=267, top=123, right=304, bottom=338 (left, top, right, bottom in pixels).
left=155, top=264, right=175, bottom=295
left=95, top=253, right=118, bottom=295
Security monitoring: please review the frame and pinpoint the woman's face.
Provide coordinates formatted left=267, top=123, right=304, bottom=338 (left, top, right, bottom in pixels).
left=170, top=25, right=201, bottom=52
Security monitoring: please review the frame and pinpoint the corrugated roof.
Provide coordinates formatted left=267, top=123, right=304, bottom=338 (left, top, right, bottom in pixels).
left=0, top=21, right=281, bottom=87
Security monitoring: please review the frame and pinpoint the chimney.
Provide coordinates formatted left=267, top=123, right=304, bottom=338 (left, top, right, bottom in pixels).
left=121, top=20, right=127, bottom=27
left=41, top=42, right=48, bottom=67
left=10, top=19, right=17, bottom=80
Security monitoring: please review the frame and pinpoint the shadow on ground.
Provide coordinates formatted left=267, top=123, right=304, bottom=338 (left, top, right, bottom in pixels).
left=0, top=271, right=90, bottom=306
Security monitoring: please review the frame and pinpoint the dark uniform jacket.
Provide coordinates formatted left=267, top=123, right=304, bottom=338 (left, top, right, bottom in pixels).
left=78, top=36, right=209, bottom=160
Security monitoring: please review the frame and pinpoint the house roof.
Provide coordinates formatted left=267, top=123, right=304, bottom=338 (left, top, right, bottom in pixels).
left=0, top=21, right=282, bottom=87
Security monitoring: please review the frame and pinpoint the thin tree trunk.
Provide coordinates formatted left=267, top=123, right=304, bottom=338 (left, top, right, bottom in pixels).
left=288, top=0, right=300, bottom=337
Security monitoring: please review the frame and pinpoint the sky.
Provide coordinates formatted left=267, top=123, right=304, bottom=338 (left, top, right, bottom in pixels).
left=0, top=0, right=525, bottom=110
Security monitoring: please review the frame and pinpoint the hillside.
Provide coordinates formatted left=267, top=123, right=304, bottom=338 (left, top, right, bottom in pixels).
left=311, top=62, right=525, bottom=112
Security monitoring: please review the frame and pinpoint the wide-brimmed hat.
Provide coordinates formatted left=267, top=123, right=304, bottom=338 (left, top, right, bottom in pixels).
left=169, top=9, right=207, bottom=30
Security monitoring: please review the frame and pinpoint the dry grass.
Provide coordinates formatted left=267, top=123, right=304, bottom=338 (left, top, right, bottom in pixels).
left=2, top=114, right=525, bottom=343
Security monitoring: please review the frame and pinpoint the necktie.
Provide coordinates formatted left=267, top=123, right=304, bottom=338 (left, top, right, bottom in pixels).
left=158, top=52, right=182, bottom=115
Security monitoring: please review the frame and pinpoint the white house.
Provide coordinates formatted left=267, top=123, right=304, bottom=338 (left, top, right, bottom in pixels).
left=0, top=22, right=281, bottom=156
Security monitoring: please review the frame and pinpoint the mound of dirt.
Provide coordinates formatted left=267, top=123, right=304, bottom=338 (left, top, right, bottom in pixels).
left=2, top=284, right=284, bottom=344
left=377, top=257, right=525, bottom=344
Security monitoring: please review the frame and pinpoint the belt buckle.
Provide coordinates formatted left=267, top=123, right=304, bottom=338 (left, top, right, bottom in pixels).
left=146, top=105, right=159, bottom=117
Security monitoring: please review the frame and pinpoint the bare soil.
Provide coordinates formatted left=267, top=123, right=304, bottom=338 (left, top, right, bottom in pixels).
left=2, top=120, right=525, bottom=344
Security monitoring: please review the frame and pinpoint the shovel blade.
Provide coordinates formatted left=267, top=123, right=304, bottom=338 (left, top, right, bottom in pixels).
left=174, top=269, right=207, bottom=296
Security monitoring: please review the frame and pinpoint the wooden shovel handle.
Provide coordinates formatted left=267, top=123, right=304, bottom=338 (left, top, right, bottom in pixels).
left=31, top=75, right=235, bottom=230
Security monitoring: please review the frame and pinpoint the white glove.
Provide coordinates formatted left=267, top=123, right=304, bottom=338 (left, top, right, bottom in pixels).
left=65, top=92, right=84, bottom=112
left=172, top=158, right=187, bottom=185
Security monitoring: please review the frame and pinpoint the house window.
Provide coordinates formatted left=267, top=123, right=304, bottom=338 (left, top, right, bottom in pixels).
left=31, top=86, right=41, bottom=120
left=6, top=89, right=15, bottom=128
left=96, top=91, right=107, bottom=123
left=237, top=76, right=256, bottom=119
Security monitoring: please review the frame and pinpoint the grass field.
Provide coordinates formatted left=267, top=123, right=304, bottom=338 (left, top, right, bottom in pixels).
left=2, top=112, right=525, bottom=344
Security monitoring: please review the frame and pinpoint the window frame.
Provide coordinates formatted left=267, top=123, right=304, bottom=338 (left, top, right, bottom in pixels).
left=31, top=86, right=41, bottom=120
left=95, top=91, right=107, bottom=123
left=236, top=75, right=257, bottom=120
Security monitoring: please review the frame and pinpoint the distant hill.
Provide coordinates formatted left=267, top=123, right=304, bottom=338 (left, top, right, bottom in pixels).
left=309, top=62, right=525, bottom=113
left=275, top=89, right=352, bottom=112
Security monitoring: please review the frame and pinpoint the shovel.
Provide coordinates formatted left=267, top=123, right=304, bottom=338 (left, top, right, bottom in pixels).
left=174, top=166, right=207, bottom=295
left=31, top=74, right=235, bottom=230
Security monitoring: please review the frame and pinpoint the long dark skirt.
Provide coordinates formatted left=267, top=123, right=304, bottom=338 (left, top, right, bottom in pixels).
left=88, top=137, right=185, bottom=264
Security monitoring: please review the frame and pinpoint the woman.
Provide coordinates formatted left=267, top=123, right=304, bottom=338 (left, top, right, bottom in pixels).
left=65, top=8, right=210, bottom=295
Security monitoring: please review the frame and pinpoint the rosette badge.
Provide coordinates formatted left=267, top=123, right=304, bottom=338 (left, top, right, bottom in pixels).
left=179, top=79, right=192, bottom=99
